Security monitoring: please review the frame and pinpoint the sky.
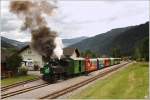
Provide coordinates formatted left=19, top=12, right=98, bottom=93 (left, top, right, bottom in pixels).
left=0, top=0, right=149, bottom=42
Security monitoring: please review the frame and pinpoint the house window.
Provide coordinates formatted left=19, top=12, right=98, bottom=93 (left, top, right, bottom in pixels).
left=28, top=62, right=33, bottom=67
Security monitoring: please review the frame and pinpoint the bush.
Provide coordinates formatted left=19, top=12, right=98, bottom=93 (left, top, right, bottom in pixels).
left=18, top=66, right=28, bottom=76
left=134, top=37, right=149, bottom=61
left=81, top=50, right=98, bottom=58
left=6, top=54, right=22, bottom=74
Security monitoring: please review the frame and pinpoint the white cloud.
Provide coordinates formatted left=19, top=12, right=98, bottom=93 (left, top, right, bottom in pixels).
left=1, top=30, right=31, bottom=42
left=0, top=0, right=149, bottom=41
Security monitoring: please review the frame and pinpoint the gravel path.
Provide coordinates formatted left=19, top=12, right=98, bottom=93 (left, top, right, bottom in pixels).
left=2, top=79, right=46, bottom=95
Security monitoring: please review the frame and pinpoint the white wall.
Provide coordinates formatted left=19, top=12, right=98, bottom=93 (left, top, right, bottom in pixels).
left=19, top=48, right=44, bottom=70
left=70, top=51, right=77, bottom=59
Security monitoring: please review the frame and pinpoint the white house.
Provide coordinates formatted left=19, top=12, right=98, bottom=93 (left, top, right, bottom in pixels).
left=18, top=45, right=44, bottom=70
left=18, top=45, right=80, bottom=70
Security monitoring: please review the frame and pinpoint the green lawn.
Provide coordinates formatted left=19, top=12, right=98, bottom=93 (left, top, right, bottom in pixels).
left=1, top=75, right=39, bottom=87
left=70, top=62, right=149, bottom=99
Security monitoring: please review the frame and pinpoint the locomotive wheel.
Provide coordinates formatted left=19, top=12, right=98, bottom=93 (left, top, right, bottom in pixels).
left=47, top=74, right=57, bottom=83
left=42, top=75, right=47, bottom=81
left=42, top=74, right=54, bottom=83
left=58, top=73, right=66, bottom=80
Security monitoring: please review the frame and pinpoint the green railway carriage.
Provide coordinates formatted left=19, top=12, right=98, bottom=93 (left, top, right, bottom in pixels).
left=65, top=58, right=85, bottom=75
left=78, top=58, right=85, bottom=73
left=97, top=58, right=105, bottom=69
left=116, top=58, right=119, bottom=64
left=110, top=58, right=115, bottom=66
left=114, top=58, right=118, bottom=65
left=73, top=58, right=85, bottom=74
left=117, top=58, right=121, bottom=64
left=113, top=58, right=121, bottom=64
left=63, top=59, right=74, bottom=75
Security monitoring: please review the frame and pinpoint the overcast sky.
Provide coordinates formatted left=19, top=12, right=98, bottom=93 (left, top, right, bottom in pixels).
left=1, top=0, right=149, bottom=42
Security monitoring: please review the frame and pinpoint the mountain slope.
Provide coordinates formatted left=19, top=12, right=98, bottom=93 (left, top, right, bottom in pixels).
left=1, top=36, right=28, bottom=49
left=1, top=36, right=87, bottom=49
left=62, top=36, right=87, bottom=47
left=69, top=22, right=149, bottom=56
left=1, top=38, right=17, bottom=49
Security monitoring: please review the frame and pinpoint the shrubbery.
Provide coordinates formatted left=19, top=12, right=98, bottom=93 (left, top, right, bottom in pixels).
left=81, top=49, right=98, bottom=58
left=18, top=66, right=28, bottom=76
left=6, top=54, right=22, bottom=75
left=134, top=37, right=149, bottom=61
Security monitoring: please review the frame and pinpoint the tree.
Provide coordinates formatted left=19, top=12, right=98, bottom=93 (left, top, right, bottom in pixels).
left=111, top=47, right=121, bottom=57
left=134, top=47, right=141, bottom=61
left=81, top=49, right=98, bottom=58
left=134, top=37, right=149, bottom=61
left=6, top=54, right=22, bottom=74
left=141, top=37, right=149, bottom=61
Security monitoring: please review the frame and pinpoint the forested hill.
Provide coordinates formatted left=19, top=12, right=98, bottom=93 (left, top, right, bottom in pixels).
left=62, top=36, right=87, bottom=47
left=69, top=22, right=149, bottom=56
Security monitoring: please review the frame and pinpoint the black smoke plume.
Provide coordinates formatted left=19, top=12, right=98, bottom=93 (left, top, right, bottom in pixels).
left=10, top=0, right=58, bottom=61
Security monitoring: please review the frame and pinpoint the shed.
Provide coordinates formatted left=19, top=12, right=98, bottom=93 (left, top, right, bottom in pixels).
left=63, top=48, right=80, bottom=58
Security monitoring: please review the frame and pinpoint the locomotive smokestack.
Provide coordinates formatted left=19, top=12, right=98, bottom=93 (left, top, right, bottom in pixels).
left=10, top=0, right=63, bottom=61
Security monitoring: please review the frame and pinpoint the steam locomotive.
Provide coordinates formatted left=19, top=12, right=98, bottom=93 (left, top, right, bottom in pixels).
left=40, top=57, right=121, bottom=83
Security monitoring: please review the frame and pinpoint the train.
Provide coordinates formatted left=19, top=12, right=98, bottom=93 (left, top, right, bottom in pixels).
left=40, top=57, right=121, bottom=83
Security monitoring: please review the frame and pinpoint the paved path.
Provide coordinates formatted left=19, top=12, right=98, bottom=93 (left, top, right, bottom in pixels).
left=28, top=71, right=42, bottom=77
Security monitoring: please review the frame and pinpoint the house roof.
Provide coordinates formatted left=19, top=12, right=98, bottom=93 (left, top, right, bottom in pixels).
left=18, top=45, right=30, bottom=54
left=1, top=48, right=13, bottom=63
left=18, top=45, right=80, bottom=57
left=63, top=47, right=80, bottom=57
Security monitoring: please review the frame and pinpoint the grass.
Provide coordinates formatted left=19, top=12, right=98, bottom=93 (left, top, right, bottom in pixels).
left=69, top=62, right=149, bottom=99
left=1, top=75, right=39, bottom=87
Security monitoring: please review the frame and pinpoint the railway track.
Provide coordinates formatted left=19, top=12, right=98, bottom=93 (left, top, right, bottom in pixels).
left=1, top=77, right=41, bottom=92
left=1, top=83, right=49, bottom=99
left=39, top=62, right=130, bottom=99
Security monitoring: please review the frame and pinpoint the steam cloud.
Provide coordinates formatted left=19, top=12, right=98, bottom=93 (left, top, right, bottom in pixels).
left=10, top=0, right=63, bottom=61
